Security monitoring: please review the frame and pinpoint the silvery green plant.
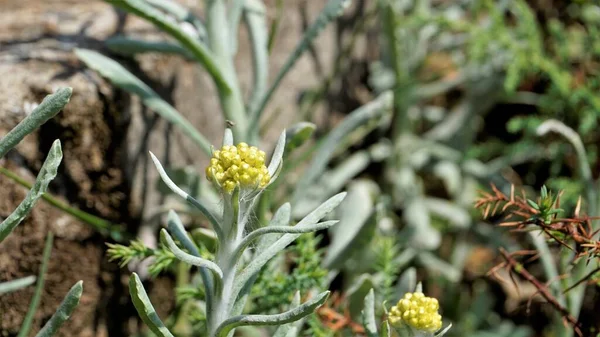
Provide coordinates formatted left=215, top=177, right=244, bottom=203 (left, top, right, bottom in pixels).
left=127, top=128, right=346, bottom=337
left=75, top=0, right=352, bottom=148
left=0, top=88, right=83, bottom=337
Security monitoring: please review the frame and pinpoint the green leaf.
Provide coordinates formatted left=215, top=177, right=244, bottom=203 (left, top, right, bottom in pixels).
left=104, top=0, right=229, bottom=92
left=292, top=91, right=392, bottom=203
left=244, top=0, right=269, bottom=119
left=267, top=130, right=286, bottom=179
left=129, top=273, right=175, bottom=337
left=381, top=321, right=391, bottom=337
left=233, top=192, right=346, bottom=305
left=255, top=202, right=291, bottom=253
left=233, top=220, right=338, bottom=261
left=362, top=289, right=378, bottom=337
left=0, top=87, right=71, bottom=159
left=144, top=0, right=207, bottom=39
left=75, top=49, right=212, bottom=155
left=273, top=292, right=301, bottom=337
left=323, top=180, right=377, bottom=268
left=348, top=275, right=375, bottom=318
left=285, top=122, right=316, bottom=154
left=35, top=281, right=83, bottom=337
left=215, top=291, right=330, bottom=337
left=0, top=276, right=36, bottom=295
left=394, top=268, right=416, bottom=301
left=106, top=36, right=194, bottom=58
left=167, top=210, right=215, bottom=317
left=18, top=232, right=54, bottom=337
left=149, top=152, right=223, bottom=239
left=249, top=0, right=353, bottom=128
left=161, top=229, right=223, bottom=281
left=0, top=140, right=62, bottom=243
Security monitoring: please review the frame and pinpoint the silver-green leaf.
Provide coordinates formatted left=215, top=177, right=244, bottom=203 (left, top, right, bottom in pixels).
left=0, top=88, right=71, bottom=159
left=129, top=273, right=175, bottom=337
left=215, top=291, right=330, bottom=337
left=35, top=281, right=83, bottom=337
left=0, top=140, right=62, bottom=243
left=75, top=49, right=212, bottom=155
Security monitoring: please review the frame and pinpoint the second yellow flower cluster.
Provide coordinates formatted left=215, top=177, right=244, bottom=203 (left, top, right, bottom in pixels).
left=388, top=292, right=442, bottom=333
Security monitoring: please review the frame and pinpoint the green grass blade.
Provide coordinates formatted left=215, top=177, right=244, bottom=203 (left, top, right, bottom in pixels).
left=0, top=88, right=71, bottom=159
left=0, top=140, right=62, bottom=243
left=75, top=49, right=212, bottom=155
left=249, top=0, right=352, bottom=130
left=104, top=0, right=230, bottom=92
left=18, top=232, right=54, bottom=337
left=106, top=36, right=194, bottom=59
left=35, top=281, right=83, bottom=337
left=0, top=276, right=36, bottom=295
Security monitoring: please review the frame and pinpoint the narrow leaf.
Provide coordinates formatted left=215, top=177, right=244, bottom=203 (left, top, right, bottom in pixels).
left=18, top=232, right=54, bottom=337
left=104, top=0, right=229, bottom=91
left=233, top=193, right=346, bottom=303
left=0, top=140, right=62, bottom=243
left=249, top=0, right=352, bottom=127
left=234, top=221, right=338, bottom=260
left=323, top=181, right=377, bottom=268
left=268, top=130, right=286, bottom=178
left=129, top=273, right=175, bottom=337
left=167, top=210, right=215, bottom=317
left=75, top=49, right=212, bottom=155
left=256, top=202, right=291, bottom=253
left=285, top=122, right=316, bottom=154
left=0, top=88, right=71, bottom=158
left=106, top=36, right=194, bottom=58
left=35, top=281, right=83, bottom=337
left=215, top=291, right=330, bottom=337
left=0, top=276, right=36, bottom=295
left=244, top=0, right=269, bottom=118
left=161, top=229, right=223, bottom=280
left=362, top=289, right=378, bottom=337
left=292, top=91, right=392, bottom=202
left=273, top=292, right=301, bottom=337
left=149, top=152, right=223, bottom=239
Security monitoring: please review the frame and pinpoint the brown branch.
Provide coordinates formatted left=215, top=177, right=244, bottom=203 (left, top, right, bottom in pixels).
left=498, top=248, right=582, bottom=336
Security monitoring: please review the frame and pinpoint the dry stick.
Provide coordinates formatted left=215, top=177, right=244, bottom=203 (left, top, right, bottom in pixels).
left=563, top=266, right=600, bottom=294
left=498, top=248, right=582, bottom=336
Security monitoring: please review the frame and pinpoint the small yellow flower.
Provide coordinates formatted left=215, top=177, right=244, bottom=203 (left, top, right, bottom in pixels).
left=206, top=143, right=270, bottom=193
left=388, top=292, right=442, bottom=333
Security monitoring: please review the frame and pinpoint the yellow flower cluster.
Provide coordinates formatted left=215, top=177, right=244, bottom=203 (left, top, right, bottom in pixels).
left=388, top=292, right=442, bottom=333
left=206, top=143, right=270, bottom=193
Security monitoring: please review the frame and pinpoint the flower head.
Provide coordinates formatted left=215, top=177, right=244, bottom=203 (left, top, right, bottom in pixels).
left=388, top=292, right=442, bottom=333
left=206, top=143, right=270, bottom=193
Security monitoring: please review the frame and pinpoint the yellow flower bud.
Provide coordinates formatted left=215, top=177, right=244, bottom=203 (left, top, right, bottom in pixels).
left=206, top=142, right=271, bottom=193
left=388, top=292, right=443, bottom=333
